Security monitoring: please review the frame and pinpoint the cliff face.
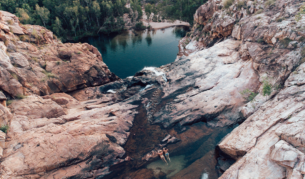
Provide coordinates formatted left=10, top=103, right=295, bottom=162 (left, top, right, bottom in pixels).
left=180, top=0, right=305, bottom=178
left=0, top=10, right=118, bottom=99
left=1, top=0, right=305, bottom=178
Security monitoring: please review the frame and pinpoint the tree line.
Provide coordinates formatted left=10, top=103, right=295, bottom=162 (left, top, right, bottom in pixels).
left=0, top=0, right=206, bottom=41
left=0, top=0, right=142, bottom=41
left=146, top=0, right=208, bottom=24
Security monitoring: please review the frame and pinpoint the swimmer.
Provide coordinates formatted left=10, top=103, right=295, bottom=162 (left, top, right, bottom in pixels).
left=163, top=147, right=170, bottom=162
left=158, top=149, right=168, bottom=165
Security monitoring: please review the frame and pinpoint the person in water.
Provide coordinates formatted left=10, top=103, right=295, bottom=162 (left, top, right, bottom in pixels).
left=163, top=147, right=170, bottom=162
left=158, top=149, right=168, bottom=165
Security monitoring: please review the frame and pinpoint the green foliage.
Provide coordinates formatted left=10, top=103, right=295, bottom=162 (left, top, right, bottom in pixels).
left=296, top=3, right=305, bottom=21
left=262, top=80, right=272, bottom=96
left=6, top=100, right=13, bottom=106
left=240, top=89, right=258, bottom=102
left=145, top=3, right=153, bottom=21
left=237, top=1, right=246, bottom=10
left=254, top=9, right=263, bottom=15
left=0, top=0, right=130, bottom=41
left=0, top=125, right=9, bottom=133
left=265, top=0, right=276, bottom=7
left=157, top=0, right=208, bottom=24
left=134, top=22, right=146, bottom=30
left=16, top=94, right=27, bottom=99
left=36, top=4, right=50, bottom=27
left=152, top=15, right=158, bottom=22
left=223, top=0, right=234, bottom=9
left=43, top=70, right=57, bottom=79
left=16, top=8, right=31, bottom=23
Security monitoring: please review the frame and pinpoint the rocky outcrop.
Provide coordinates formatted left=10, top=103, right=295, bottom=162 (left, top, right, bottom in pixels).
left=0, top=11, right=118, bottom=98
left=176, top=0, right=305, bottom=178
left=1, top=95, right=137, bottom=178
left=219, top=62, right=305, bottom=179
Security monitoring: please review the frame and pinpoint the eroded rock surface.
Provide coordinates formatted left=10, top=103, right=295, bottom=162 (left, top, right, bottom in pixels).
left=219, top=62, right=305, bottom=179
left=1, top=95, right=138, bottom=178
left=0, top=11, right=118, bottom=98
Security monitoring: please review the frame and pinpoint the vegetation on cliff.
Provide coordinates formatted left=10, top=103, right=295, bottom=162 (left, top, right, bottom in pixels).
left=0, top=0, right=142, bottom=41
left=145, top=0, right=207, bottom=24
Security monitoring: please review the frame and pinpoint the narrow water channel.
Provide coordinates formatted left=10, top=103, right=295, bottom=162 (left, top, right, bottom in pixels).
left=82, top=27, right=236, bottom=179
left=82, top=27, right=187, bottom=78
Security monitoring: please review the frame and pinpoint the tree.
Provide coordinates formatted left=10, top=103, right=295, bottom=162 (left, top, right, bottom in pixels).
left=92, top=1, right=101, bottom=26
left=145, top=3, right=153, bottom=24
left=64, top=6, right=79, bottom=36
left=16, top=8, right=31, bottom=24
left=36, top=4, right=50, bottom=27
left=52, top=17, right=62, bottom=35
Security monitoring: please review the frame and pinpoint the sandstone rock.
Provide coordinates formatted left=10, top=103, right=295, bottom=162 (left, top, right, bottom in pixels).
left=220, top=62, right=305, bottom=178
left=1, top=96, right=138, bottom=178
left=0, top=103, right=12, bottom=126
left=42, top=93, right=79, bottom=109
left=194, top=0, right=219, bottom=25
left=9, top=96, right=66, bottom=119
left=153, top=39, right=260, bottom=128
left=0, top=22, right=10, bottom=33
left=0, top=131, right=5, bottom=158
left=9, top=53, right=29, bottom=68
left=271, top=140, right=304, bottom=169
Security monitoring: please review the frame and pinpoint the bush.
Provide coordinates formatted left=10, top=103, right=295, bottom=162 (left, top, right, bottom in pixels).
left=0, top=125, right=9, bottom=133
left=43, top=71, right=57, bottom=79
left=240, top=89, right=258, bottom=101
left=237, top=1, right=246, bottom=10
left=16, top=94, right=27, bottom=99
left=223, top=0, right=234, bottom=9
left=265, top=0, right=276, bottom=7
left=152, top=15, right=158, bottom=22
left=262, top=80, right=272, bottom=96
left=134, top=22, right=146, bottom=30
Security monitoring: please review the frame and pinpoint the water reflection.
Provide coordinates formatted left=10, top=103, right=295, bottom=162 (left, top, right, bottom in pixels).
left=110, top=39, right=118, bottom=52
left=82, top=27, right=189, bottom=78
left=145, top=32, right=152, bottom=46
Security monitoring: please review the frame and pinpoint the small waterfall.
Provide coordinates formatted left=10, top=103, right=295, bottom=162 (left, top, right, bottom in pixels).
left=201, top=173, right=208, bottom=179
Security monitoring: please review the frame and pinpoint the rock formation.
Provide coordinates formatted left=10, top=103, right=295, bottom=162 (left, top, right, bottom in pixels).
left=179, top=0, right=305, bottom=178
left=2, top=0, right=305, bottom=178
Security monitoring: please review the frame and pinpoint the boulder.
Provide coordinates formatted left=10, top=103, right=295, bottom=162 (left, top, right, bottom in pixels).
left=9, top=53, right=29, bottom=68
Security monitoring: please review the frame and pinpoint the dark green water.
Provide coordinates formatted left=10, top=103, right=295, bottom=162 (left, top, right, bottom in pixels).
left=82, top=27, right=187, bottom=78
